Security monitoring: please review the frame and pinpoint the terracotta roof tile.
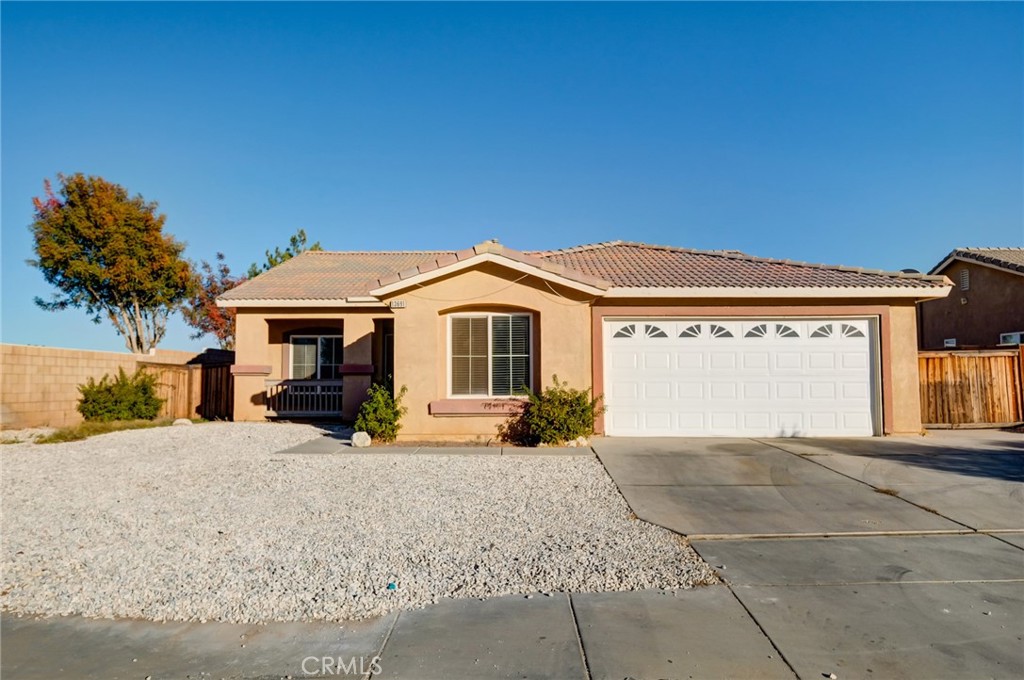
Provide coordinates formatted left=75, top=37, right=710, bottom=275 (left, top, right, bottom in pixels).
left=929, top=247, right=1024, bottom=275
left=218, top=251, right=453, bottom=301
left=531, top=241, right=948, bottom=289
left=219, top=240, right=949, bottom=303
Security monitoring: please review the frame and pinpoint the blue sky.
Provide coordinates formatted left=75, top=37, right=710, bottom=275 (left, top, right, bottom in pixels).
left=2, top=1, right=1021, bottom=352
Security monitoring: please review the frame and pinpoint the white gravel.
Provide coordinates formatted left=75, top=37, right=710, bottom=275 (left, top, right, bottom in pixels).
left=1, top=423, right=717, bottom=623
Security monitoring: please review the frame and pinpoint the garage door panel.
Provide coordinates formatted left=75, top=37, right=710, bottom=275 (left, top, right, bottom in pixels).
left=605, top=317, right=877, bottom=437
left=610, top=352, right=638, bottom=369
left=774, top=352, right=803, bottom=370
left=644, top=382, right=671, bottom=400
left=709, top=353, right=736, bottom=369
left=710, top=383, right=738, bottom=399
left=775, top=382, right=803, bottom=399
left=677, top=382, right=703, bottom=399
left=742, top=352, right=770, bottom=370
left=644, top=352, right=671, bottom=370
left=644, top=412, right=672, bottom=430
left=743, top=382, right=771, bottom=400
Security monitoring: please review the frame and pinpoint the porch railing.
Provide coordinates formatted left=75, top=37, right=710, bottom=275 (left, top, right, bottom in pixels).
left=265, top=379, right=343, bottom=417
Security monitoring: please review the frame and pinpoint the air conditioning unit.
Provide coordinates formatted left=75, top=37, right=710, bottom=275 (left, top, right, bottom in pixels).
left=943, top=338, right=957, bottom=348
left=998, top=332, right=1024, bottom=346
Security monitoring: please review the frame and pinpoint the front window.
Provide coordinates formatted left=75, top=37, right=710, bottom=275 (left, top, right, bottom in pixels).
left=450, top=314, right=531, bottom=396
left=291, top=335, right=343, bottom=379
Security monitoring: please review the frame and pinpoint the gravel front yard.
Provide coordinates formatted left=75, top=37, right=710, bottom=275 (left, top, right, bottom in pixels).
left=1, top=423, right=717, bottom=623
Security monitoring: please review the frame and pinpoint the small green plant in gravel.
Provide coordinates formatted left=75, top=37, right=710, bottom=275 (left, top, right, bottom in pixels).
left=354, top=383, right=409, bottom=443
left=497, top=375, right=605, bottom=446
left=77, top=367, right=164, bottom=422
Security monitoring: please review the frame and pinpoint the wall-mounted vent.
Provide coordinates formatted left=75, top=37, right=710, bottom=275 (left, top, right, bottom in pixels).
left=959, top=269, right=970, bottom=291
left=998, top=332, right=1024, bottom=346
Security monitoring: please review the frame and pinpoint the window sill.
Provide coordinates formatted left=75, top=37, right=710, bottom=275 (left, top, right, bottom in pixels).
left=428, top=398, right=527, bottom=417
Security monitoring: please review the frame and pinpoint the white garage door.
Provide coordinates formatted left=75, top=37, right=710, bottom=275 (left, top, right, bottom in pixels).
left=604, top=318, right=878, bottom=437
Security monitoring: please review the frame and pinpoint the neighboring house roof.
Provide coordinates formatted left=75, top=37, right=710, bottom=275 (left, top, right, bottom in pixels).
left=928, top=247, right=1024, bottom=276
left=218, top=239, right=950, bottom=307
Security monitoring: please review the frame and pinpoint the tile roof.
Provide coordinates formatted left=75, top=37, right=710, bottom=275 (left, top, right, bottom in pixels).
left=218, top=251, right=453, bottom=301
left=531, top=241, right=948, bottom=289
left=929, top=247, right=1024, bottom=275
left=219, top=239, right=949, bottom=303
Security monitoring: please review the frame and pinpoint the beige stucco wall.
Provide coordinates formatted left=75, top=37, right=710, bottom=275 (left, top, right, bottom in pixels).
left=887, top=302, right=924, bottom=434
left=383, top=263, right=595, bottom=440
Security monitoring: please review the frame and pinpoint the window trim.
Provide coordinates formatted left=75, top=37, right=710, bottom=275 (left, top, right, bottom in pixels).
left=289, top=334, right=343, bottom=380
left=446, top=312, right=533, bottom=398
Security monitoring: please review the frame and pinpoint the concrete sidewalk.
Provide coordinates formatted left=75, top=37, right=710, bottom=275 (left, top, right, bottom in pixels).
left=2, top=586, right=792, bottom=680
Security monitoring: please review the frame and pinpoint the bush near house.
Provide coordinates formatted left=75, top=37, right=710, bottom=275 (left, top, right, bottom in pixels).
left=354, top=383, right=409, bottom=443
left=498, top=375, right=605, bottom=446
left=77, top=367, right=164, bottom=422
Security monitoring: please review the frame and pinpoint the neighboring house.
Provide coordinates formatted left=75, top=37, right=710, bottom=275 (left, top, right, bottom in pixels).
left=217, top=240, right=951, bottom=439
left=918, top=248, right=1024, bottom=350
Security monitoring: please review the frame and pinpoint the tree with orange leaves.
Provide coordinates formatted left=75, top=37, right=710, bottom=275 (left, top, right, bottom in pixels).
left=29, top=173, right=194, bottom=353
left=181, top=253, right=244, bottom=350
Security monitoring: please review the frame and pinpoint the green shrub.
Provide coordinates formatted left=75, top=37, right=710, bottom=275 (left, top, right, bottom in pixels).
left=354, top=383, right=408, bottom=443
left=77, top=367, right=164, bottom=422
left=497, top=375, right=605, bottom=446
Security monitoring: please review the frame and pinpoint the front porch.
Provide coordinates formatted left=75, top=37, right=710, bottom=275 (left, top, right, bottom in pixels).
left=231, top=312, right=393, bottom=422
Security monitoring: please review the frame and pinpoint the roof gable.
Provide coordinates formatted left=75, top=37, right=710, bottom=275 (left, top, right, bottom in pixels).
left=369, top=241, right=610, bottom=297
left=929, top=248, right=1024, bottom=276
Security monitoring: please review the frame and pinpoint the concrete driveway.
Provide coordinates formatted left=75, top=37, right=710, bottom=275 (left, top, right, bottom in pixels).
left=595, top=430, right=1024, bottom=679
left=593, top=430, right=1023, bottom=537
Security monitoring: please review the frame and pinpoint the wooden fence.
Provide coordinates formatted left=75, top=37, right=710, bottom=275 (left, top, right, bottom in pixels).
left=919, top=347, right=1024, bottom=427
left=140, top=360, right=234, bottom=422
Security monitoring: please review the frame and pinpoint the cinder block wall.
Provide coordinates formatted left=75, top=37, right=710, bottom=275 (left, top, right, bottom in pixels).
left=0, top=344, right=200, bottom=429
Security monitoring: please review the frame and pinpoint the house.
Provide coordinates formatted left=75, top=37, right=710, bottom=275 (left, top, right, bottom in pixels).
left=918, top=248, right=1024, bottom=350
left=217, top=240, right=951, bottom=439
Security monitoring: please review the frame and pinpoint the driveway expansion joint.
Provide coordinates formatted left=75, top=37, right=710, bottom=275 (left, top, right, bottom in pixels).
left=566, top=593, right=593, bottom=680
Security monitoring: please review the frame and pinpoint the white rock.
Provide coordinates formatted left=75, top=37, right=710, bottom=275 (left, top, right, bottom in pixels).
left=575, top=436, right=589, bottom=447
left=351, top=431, right=372, bottom=448
left=565, top=440, right=578, bottom=448
left=172, top=418, right=193, bottom=426
left=0, top=422, right=717, bottom=624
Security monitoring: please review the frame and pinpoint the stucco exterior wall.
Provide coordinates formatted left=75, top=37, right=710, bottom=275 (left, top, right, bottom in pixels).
left=887, top=302, right=924, bottom=433
left=382, top=263, right=595, bottom=441
left=918, top=262, right=1024, bottom=349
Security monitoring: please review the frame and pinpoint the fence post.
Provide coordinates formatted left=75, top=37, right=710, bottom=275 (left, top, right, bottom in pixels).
left=188, top=365, right=201, bottom=419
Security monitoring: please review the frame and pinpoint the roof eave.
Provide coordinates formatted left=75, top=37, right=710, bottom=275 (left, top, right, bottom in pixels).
left=602, top=285, right=953, bottom=300
left=216, top=298, right=388, bottom=308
